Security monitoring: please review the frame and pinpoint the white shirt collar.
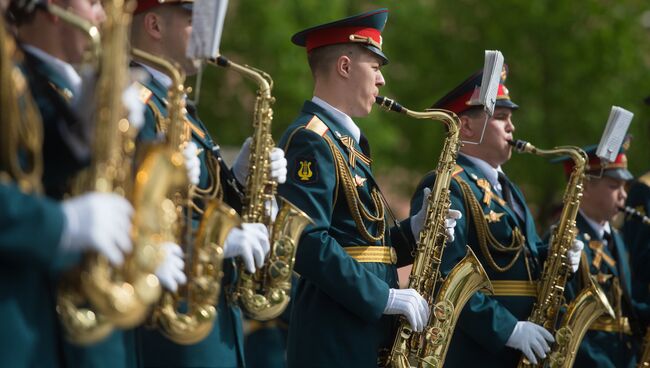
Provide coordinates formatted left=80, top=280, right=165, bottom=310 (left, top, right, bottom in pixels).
left=140, top=63, right=172, bottom=90
left=311, top=96, right=361, bottom=143
left=460, top=153, right=504, bottom=192
left=579, top=209, right=612, bottom=239
left=22, top=44, right=81, bottom=98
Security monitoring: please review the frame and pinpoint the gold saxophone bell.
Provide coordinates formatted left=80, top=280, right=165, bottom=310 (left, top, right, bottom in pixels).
left=375, top=96, right=493, bottom=368
left=212, top=56, right=313, bottom=321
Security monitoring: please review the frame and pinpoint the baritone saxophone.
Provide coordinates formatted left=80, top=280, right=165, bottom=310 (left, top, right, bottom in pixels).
left=509, top=139, right=614, bottom=368
left=212, top=56, right=313, bottom=321
left=376, top=96, right=493, bottom=368
left=131, top=48, right=240, bottom=345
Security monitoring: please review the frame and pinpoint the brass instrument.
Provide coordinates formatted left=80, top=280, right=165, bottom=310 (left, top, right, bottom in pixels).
left=620, top=205, right=650, bottom=226
left=376, top=96, right=494, bottom=368
left=213, top=56, right=312, bottom=320
left=509, top=139, right=614, bottom=368
left=0, top=15, right=43, bottom=193
left=131, top=49, right=239, bottom=345
left=57, top=0, right=175, bottom=344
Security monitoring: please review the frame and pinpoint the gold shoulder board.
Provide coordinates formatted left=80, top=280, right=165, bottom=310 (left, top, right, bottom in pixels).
left=305, top=115, right=329, bottom=137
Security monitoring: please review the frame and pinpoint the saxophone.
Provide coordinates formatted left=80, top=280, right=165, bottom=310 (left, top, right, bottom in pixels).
left=0, top=16, right=43, bottom=193
left=376, top=96, right=494, bottom=368
left=131, top=49, right=240, bottom=345
left=509, top=139, right=614, bottom=368
left=57, top=0, right=181, bottom=344
left=213, top=56, right=313, bottom=320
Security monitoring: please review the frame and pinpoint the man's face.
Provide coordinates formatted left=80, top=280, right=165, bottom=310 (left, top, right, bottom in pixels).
left=583, top=176, right=627, bottom=222
left=59, top=0, right=105, bottom=64
left=159, top=7, right=195, bottom=76
left=464, top=107, right=515, bottom=167
left=345, top=50, right=385, bottom=117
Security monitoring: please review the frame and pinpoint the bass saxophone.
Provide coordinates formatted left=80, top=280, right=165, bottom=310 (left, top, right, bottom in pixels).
left=213, top=56, right=313, bottom=320
left=57, top=0, right=184, bottom=344
left=131, top=49, right=240, bottom=345
left=376, top=96, right=494, bottom=368
left=509, top=139, right=614, bottom=368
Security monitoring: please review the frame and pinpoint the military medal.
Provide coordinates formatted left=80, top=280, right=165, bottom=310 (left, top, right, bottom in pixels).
left=588, top=240, right=616, bottom=269
left=354, top=174, right=367, bottom=187
left=484, top=210, right=505, bottom=223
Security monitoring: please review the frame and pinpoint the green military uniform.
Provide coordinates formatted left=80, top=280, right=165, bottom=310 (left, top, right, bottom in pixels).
left=408, top=66, right=547, bottom=366
left=567, top=213, right=638, bottom=367
left=410, top=154, right=545, bottom=367
left=18, top=45, right=136, bottom=368
left=0, top=31, right=88, bottom=365
left=278, top=100, right=415, bottom=367
left=134, top=67, right=246, bottom=368
left=622, top=172, right=650, bottom=328
left=0, top=181, right=67, bottom=367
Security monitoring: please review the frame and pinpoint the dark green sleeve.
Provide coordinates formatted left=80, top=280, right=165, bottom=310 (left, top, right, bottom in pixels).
left=409, top=173, right=517, bottom=352
left=0, top=182, right=64, bottom=265
left=278, top=128, right=390, bottom=322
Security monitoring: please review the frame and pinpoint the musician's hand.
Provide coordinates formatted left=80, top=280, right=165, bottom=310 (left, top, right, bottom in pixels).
left=567, top=238, right=584, bottom=273
left=506, top=321, right=554, bottom=364
left=383, top=288, right=429, bottom=333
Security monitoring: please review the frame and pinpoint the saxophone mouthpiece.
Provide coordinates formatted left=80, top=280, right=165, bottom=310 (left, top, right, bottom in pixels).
left=375, top=96, right=405, bottom=113
left=508, top=139, right=531, bottom=153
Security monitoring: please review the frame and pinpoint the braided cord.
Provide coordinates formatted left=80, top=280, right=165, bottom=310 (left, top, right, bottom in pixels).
left=323, top=135, right=385, bottom=243
left=455, top=176, right=525, bottom=272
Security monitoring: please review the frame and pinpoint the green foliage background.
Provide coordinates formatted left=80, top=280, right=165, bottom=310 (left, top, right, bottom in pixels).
left=194, top=0, right=650, bottom=229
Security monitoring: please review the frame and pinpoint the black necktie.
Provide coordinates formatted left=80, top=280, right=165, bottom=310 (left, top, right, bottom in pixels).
left=497, top=171, right=514, bottom=209
left=603, top=231, right=616, bottom=257
left=359, top=133, right=371, bottom=158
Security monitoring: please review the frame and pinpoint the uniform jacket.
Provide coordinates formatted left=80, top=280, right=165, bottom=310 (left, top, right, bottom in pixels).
left=278, top=100, right=414, bottom=368
left=0, top=46, right=88, bottom=368
left=567, top=213, right=638, bottom=368
left=622, top=172, right=650, bottom=327
left=410, top=154, right=545, bottom=367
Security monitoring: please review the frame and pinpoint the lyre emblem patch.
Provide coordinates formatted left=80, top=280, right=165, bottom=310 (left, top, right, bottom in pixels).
left=294, top=158, right=317, bottom=184
left=298, top=161, right=312, bottom=180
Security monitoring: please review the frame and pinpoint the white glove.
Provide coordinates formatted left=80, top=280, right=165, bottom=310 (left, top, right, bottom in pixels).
left=444, top=209, right=462, bottom=243
left=410, top=188, right=431, bottom=238
left=122, top=81, right=146, bottom=132
left=383, top=288, right=430, bottom=333
left=223, top=223, right=270, bottom=273
left=410, top=188, right=462, bottom=243
left=269, top=147, right=287, bottom=184
left=505, top=321, right=555, bottom=365
left=182, top=142, right=201, bottom=185
left=265, top=197, right=279, bottom=222
left=567, top=238, right=584, bottom=273
left=232, top=137, right=288, bottom=185
left=154, top=242, right=187, bottom=292
left=59, top=192, right=133, bottom=266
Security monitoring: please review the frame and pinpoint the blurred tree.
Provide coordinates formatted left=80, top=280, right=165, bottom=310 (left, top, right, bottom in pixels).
left=193, top=0, right=650, bottom=230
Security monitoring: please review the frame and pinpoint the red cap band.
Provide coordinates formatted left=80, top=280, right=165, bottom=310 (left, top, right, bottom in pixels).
left=305, top=26, right=382, bottom=53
